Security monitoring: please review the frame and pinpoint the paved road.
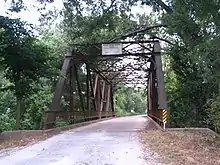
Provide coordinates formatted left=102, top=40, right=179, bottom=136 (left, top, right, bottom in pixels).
left=0, top=115, right=158, bottom=165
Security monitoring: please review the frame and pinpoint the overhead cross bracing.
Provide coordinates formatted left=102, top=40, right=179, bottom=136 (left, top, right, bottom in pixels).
left=71, top=40, right=160, bottom=87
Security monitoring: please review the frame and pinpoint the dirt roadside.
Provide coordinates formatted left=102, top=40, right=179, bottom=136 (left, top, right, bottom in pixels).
left=0, top=133, right=54, bottom=150
left=140, top=130, right=220, bottom=165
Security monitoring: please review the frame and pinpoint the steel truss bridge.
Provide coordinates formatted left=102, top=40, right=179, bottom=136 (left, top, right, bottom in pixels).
left=43, top=39, right=168, bottom=129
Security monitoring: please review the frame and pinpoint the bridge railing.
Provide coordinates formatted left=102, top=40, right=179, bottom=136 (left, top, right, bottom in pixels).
left=42, top=110, right=114, bottom=129
left=148, top=112, right=163, bottom=126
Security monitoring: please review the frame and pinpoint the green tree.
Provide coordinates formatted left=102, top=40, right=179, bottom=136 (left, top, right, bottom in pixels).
left=0, top=16, right=49, bottom=129
left=114, top=86, right=146, bottom=116
left=144, top=0, right=220, bottom=131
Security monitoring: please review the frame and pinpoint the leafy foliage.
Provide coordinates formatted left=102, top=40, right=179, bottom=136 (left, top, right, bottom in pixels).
left=0, top=16, right=50, bottom=129
left=0, top=16, right=49, bottom=98
left=114, top=86, right=146, bottom=116
left=63, top=0, right=138, bottom=44
left=205, top=96, right=220, bottom=133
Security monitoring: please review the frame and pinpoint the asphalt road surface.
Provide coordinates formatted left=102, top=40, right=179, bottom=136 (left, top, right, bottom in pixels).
left=0, top=115, right=159, bottom=165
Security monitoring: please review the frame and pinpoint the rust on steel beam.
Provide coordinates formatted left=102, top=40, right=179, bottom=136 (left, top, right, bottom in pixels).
left=99, top=81, right=106, bottom=118
left=74, top=64, right=86, bottom=112
left=72, top=55, right=89, bottom=62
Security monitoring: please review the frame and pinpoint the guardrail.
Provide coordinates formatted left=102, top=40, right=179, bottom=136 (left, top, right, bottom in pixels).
left=148, top=110, right=165, bottom=128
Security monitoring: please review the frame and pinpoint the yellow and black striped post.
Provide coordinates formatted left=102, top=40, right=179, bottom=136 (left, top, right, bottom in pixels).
left=162, top=109, right=168, bottom=130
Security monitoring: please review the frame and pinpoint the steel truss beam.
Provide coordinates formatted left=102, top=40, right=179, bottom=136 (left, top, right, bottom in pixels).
left=44, top=40, right=167, bottom=129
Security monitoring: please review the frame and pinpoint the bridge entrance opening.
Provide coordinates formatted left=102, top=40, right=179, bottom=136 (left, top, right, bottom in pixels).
left=43, top=39, right=167, bottom=129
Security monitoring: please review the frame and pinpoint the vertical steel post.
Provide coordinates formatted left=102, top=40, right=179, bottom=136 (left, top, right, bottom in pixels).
left=152, top=62, right=158, bottom=115
left=105, top=85, right=111, bottom=116
left=74, top=64, right=85, bottom=112
left=86, top=63, right=91, bottom=118
left=110, top=85, right=115, bottom=117
left=154, top=42, right=167, bottom=110
left=94, top=75, right=100, bottom=115
left=94, top=75, right=99, bottom=97
left=99, top=81, right=106, bottom=118
left=69, top=65, right=73, bottom=122
left=96, top=78, right=101, bottom=118
left=72, top=65, right=76, bottom=123
left=149, top=58, right=157, bottom=117
left=147, top=78, right=151, bottom=115
left=148, top=70, right=153, bottom=116
left=89, top=73, right=97, bottom=112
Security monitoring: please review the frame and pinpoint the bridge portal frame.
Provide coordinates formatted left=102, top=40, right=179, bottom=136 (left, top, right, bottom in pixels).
left=43, top=40, right=167, bottom=129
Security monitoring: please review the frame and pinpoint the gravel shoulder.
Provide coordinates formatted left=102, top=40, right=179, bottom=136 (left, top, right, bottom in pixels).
left=0, top=135, right=51, bottom=150
left=140, top=129, right=220, bottom=165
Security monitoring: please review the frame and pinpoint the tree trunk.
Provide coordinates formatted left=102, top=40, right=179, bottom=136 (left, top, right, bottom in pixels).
left=16, top=97, right=21, bottom=129
left=15, top=97, right=24, bottom=130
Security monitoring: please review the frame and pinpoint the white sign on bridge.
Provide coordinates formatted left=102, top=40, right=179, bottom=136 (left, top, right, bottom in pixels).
left=102, top=43, right=122, bottom=55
